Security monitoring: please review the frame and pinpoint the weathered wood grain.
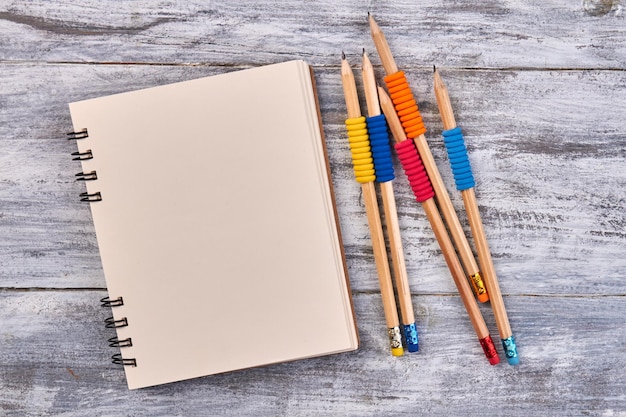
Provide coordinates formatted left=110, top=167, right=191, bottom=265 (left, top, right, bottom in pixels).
left=0, top=291, right=624, bottom=416
left=0, top=64, right=232, bottom=289
left=0, top=0, right=624, bottom=68
left=1, top=64, right=624, bottom=295
left=1, top=0, right=625, bottom=414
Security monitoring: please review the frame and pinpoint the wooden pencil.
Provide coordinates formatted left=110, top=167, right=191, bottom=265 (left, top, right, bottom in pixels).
left=341, top=53, right=404, bottom=356
left=368, top=13, right=489, bottom=303
left=433, top=67, right=519, bottom=365
left=378, top=85, right=499, bottom=365
left=362, top=50, right=419, bottom=352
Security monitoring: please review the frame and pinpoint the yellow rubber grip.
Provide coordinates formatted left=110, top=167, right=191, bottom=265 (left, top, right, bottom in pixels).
left=345, top=117, right=376, bottom=183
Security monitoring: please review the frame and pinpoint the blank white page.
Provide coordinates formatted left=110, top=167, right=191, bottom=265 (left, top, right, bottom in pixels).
left=69, top=60, right=357, bottom=389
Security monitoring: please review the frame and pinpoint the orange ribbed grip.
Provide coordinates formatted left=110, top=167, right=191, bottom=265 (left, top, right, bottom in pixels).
left=383, top=71, right=427, bottom=139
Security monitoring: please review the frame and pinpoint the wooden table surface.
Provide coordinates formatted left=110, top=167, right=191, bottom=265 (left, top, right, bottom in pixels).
left=1, top=1, right=625, bottom=415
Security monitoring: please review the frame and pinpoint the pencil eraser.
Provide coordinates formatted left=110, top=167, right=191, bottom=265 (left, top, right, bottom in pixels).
left=487, top=353, right=500, bottom=365
left=403, top=323, right=419, bottom=353
left=477, top=293, right=489, bottom=303
left=479, top=335, right=500, bottom=365
left=502, top=336, right=519, bottom=365
left=507, top=356, right=520, bottom=365
left=391, top=347, right=404, bottom=357
left=388, top=326, right=403, bottom=356
left=470, top=273, right=489, bottom=303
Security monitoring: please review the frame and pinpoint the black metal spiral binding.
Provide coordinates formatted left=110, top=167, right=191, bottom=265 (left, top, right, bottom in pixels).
left=68, top=130, right=137, bottom=369
left=100, top=296, right=124, bottom=307
left=105, top=316, right=128, bottom=329
left=108, top=336, right=133, bottom=348
left=67, top=129, right=89, bottom=140
left=80, top=191, right=102, bottom=202
left=71, top=149, right=93, bottom=160
left=68, top=128, right=102, bottom=202
left=101, top=296, right=136, bottom=366
left=75, top=171, right=98, bottom=181
left=112, top=353, right=137, bottom=367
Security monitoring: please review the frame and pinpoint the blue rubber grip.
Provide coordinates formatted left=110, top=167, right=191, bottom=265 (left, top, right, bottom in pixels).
left=366, top=115, right=395, bottom=183
left=442, top=126, right=475, bottom=191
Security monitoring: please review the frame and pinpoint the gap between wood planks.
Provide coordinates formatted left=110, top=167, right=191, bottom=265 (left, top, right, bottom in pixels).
left=1, top=60, right=625, bottom=72
left=0, top=288, right=625, bottom=298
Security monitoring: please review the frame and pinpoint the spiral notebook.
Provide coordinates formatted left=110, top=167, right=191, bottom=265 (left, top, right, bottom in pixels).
left=68, top=60, right=358, bottom=389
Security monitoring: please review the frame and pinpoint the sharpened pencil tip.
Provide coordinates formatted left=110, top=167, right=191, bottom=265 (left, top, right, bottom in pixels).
left=433, top=65, right=437, bottom=73
left=342, top=51, right=346, bottom=60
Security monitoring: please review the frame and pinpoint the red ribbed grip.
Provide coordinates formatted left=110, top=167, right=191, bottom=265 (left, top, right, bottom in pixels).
left=394, top=139, right=434, bottom=203
left=383, top=71, right=427, bottom=139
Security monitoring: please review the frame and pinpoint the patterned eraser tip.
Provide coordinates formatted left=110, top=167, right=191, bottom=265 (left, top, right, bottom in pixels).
left=502, top=336, right=520, bottom=365
left=442, top=127, right=476, bottom=191
left=471, top=272, right=490, bottom=303
left=383, top=71, right=427, bottom=139
left=394, top=139, right=435, bottom=203
left=389, top=326, right=404, bottom=356
left=345, top=117, right=376, bottom=183
left=365, top=114, right=395, bottom=183
left=479, top=335, right=500, bottom=365
left=403, top=322, right=419, bottom=353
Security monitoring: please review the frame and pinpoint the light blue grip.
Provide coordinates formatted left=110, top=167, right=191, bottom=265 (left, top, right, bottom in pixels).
left=442, top=127, right=475, bottom=191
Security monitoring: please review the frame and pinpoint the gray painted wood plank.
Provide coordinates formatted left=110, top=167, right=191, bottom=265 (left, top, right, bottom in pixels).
left=1, top=64, right=624, bottom=294
left=0, top=1, right=625, bottom=413
left=0, top=290, right=624, bottom=416
left=0, top=0, right=624, bottom=68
